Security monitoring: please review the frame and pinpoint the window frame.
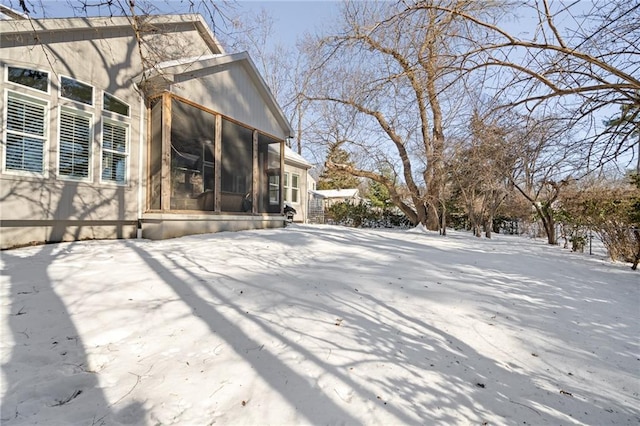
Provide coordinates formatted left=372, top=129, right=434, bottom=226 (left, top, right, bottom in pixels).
left=57, top=106, right=93, bottom=182
left=283, top=171, right=290, bottom=202
left=100, top=118, right=130, bottom=185
left=3, top=90, right=49, bottom=177
left=59, top=75, right=94, bottom=106
left=5, top=65, right=50, bottom=94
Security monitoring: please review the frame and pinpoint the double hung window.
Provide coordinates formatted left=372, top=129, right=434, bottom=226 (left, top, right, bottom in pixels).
left=284, top=172, right=300, bottom=203
left=4, top=93, right=47, bottom=173
left=58, top=109, right=92, bottom=179
left=101, top=120, right=128, bottom=184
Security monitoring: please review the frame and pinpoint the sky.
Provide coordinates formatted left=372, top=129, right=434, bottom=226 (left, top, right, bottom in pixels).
left=2, top=224, right=638, bottom=425
left=236, top=1, right=340, bottom=46
left=0, top=0, right=341, bottom=47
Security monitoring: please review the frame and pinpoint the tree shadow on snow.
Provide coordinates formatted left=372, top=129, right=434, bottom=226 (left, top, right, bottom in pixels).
left=1, top=245, right=145, bottom=425
left=126, top=241, right=366, bottom=425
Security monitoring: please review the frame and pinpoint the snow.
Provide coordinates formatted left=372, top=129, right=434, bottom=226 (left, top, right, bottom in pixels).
left=1, top=224, right=638, bottom=425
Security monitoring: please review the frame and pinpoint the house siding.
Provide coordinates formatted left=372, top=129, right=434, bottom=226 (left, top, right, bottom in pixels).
left=0, top=21, right=147, bottom=248
left=172, top=62, right=287, bottom=139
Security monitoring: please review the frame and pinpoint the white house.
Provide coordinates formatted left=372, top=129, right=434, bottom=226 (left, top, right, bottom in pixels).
left=282, top=146, right=313, bottom=223
left=0, top=12, right=295, bottom=248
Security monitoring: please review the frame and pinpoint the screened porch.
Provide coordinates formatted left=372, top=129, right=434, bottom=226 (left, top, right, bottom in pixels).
left=146, top=92, right=285, bottom=217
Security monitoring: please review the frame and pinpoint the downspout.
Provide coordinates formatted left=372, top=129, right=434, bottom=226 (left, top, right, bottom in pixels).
left=136, top=91, right=145, bottom=239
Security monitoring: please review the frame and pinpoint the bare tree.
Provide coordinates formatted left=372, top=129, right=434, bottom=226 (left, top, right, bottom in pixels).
left=448, top=112, right=514, bottom=238
left=506, top=114, right=585, bottom=245
left=411, top=0, right=640, bottom=172
left=304, top=0, right=485, bottom=231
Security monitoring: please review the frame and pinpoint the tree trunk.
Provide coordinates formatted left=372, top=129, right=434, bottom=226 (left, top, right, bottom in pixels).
left=485, top=215, right=493, bottom=239
left=632, top=229, right=640, bottom=270
left=440, top=203, right=447, bottom=236
left=541, top=211, right=557, bottom=245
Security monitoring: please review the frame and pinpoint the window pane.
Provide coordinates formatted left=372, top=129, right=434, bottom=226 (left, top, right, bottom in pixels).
left=103, top=93, right=130, bottom=116
left=103, top=122, right=127, bottom=153
left=102, top=152, right=127, bottom=183
left=8, top=66, right=48, bottom=92
left=61, top=76, right=93, bottom=105
left=7, top=97, right=45, bottom=136
left=59, top=111, right=91, bottom=178
left=6, top=133, right=44, bottom=172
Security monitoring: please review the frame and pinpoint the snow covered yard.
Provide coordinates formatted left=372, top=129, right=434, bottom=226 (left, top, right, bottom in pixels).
left=1, top=224, right=638, bottom=425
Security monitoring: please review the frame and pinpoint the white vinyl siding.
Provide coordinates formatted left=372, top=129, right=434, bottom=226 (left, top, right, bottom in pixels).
left=59, top=109, right=92, bottom=179
left=4, top=93, right=47, bottom=174
left=101, top=120, right=128, bottom=184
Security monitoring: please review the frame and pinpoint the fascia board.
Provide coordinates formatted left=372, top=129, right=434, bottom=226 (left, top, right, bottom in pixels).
left=0, top=13, right=224, bottom=55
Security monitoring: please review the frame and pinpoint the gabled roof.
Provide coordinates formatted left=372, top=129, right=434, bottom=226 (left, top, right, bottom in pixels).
left=284, top=146, right=313, bottom=169
left=0, top=5, right=28, bottom=20
left=154, top=52, right=294, bottom=138
left=0, top=13, right=225, bottom=55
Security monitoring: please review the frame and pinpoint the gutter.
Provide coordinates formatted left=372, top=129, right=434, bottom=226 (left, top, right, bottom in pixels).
left=137, top=91, right=145, bottom=238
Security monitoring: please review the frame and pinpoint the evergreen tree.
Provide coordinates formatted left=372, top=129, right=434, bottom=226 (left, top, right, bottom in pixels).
left=365, top=166, right=394, bottom=209
left=317, top=145, right=360, bottom=190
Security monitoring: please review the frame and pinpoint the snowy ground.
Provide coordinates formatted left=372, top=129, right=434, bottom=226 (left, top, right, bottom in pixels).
left=1, top=224, right=638, bottom=425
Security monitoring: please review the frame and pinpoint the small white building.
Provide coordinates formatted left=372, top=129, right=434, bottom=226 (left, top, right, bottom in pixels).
left=311, top=188, right=360, bottom=208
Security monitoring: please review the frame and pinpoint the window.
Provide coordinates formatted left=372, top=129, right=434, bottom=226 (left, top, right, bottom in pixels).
left=284, top=172, right=300, bottom=203
left=103, top=92, right=129, bottom=116
left=102, top=121, right=128, bottom=184
left=291, top=173, right=300, bottom=203
left=284, top=172, right=290, bottom=201
left=7, top=66, right=48, bottom=92
left=4, top=93, right=46, bottom=173
left=61, top=76, right=93, bottom=105
left=59, top=109, right=91, bottom=179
